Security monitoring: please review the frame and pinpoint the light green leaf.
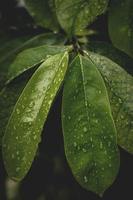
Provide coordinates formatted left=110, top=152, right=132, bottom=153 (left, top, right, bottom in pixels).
left=0, top=70, right=35, bottom=146
left=62, top=55, right=119, bottom=195
left=24, top=0, right=59, bottom=31
left=108, top=0, right=133, bottom=58
left=85, top=51, right=133, bottom=154
left=55, top=0, right=109, bottom=35
left=7, top=45, right=71, bottom=83
left=2, top=52, right=69, bottom=181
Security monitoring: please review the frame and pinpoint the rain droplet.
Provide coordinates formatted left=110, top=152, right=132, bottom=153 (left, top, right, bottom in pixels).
left=12, top=154, right=15, bottom=159
left=84, top=176, right=88, bottom=183
left=83, top=127, right=87, bottom=133
left=82, top=148, right=87, bottom=153
left=33, top=135, right=37, bottom=140
left=100, top=142, right=103, bottom=149
left=68, top=116, right=71, bottom=120
left=73, top=142, right=77, bottom=147
left=16, top=167, right=20, bottom=172
left=98, top=90, right=102, bottom=94
left=16, top=109, right=20, bottom=115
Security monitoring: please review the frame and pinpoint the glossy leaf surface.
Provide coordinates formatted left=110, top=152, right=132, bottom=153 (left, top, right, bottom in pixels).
left=24, top=0, right=59, bottom=31
left=0, top=33, right=65, bottom=90
left=62, top=55, right=119, bottom=195
left=0, top=71, right=35, bottom=146
left=55, top=0, right=109, bottom=35
left=85, top=51, right=133, bottom=154
left=108, top=0, right=133, bottom=58
left=7, top=45, right=70, bottom=83
left=2, top=52, right=69, bottom=181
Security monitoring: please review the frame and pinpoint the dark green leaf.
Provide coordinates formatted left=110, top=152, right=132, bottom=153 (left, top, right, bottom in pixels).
left=0, top=36, right=31, bottom=62
left=62, top=55, right=119, bottom=195
left=85, top=51, right=133, bottom=154
left=85, top=41, right=133, bottom=73
left=7, top=45, right=71, bottom=83
left=2, top=52, right=69, bottom=181
left=0, top=70, right=35, bottom=146
left=108, top=0, right=133, bottom=58
left=24, top=0, right=59, bottom=31
left=55, top=0, right=109, bottom=35
left=0, top=33, right=65, bottom=90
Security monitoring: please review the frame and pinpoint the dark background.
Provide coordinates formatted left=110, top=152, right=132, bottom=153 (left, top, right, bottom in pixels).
left=0, top=0, right=133, bottom=199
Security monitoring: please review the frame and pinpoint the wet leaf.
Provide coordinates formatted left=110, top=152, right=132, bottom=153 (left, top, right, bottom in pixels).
left=108, top=0, right=133, bottom=58
left=0, top=33, right=65, bottom=90
left=0, top=36, right=30, bottom=90
left=2, top=52, right=69, bottom=181
left=85, top=51, right=133, bottom=154
left=55, top=0, right=109, bottom=35
left=62, top=55, right=119, bottom=195
left=85, top=41, right=133, bottom=73
left=7, top=45, right=71, bottom=83
left=0, top=70, right=35, bottom=146
left=24, top=0, right=59, bottom=31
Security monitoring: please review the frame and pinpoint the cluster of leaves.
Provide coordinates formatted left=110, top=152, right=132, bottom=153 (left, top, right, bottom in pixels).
left=0, top=0, right=133, bottom=197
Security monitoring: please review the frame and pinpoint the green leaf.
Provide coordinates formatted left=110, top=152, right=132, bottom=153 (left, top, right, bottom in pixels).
left=0, top=36, right=31, bottom=90
left=85, top=51, right=133, bottom=154
left=2, top=52, right=69, bottom=181
left=0, top=70, right=35, bottom=146
left=7, top=45, right=71, bottom=83
left=0, top=33, right=65, bottom=90
left=24, top=0, right=59, bottom=31
left=55, top=0, right=109, bottom=35
left=62, top=55, right=119, bottom=195
left=0, top=36, right=31, bottom=62
left=108, top=0, right=133, bottom=58
left=85, top=41, right=133, bottom=72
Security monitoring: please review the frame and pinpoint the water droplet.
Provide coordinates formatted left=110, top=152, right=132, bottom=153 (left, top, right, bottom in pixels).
left=15, top=136, right=19, bottom=140
left=73, top=142, right=77, bottom=147
left=73, top=96, right=76, bottom=100
left=95, top=119, right=98, bottom=123
left=68, top=116, right=71, bottom=120
left=119, top=98, right=122, bottom=103
left=84, top=176, right=88, bottom=183
left=100, top=142, right=103, bottom=149
left=108, top=141, right=111, bottom=147
left=82, top=148, right=87, bottom=153
left=16, top=109, right=20, bottom=114
left=102, top=167, right=104, bottom=171
left=12, top=154, right=15, bottom=159
left=33, top=135, right=37, bottom=140
left=98, top=90, right=102, bottom=94
left=120, top=115, right=124, bottom=119
left=16, top=167, right=20, bottom=172
left=83, top=127, right=87, bottom=133
left=109, top=163, right=112, bottom=168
